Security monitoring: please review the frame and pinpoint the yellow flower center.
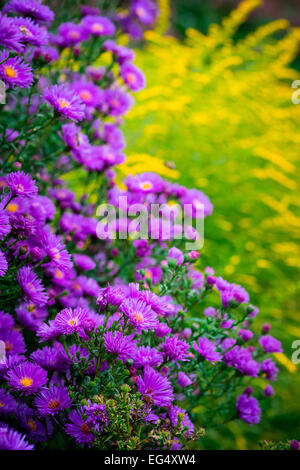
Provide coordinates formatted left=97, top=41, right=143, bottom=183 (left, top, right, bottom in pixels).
left=48, top=399, right=60, bottom=409
left=27, top=419, right=37, bottom=431
left=5, top=67, right=17, bottom=78
left=5, top=341, right=12, bottom=352
left=68, top=317, right=78, bottom=326
left=140, top=182, right=152, bottom=190
left=0, top=401, right=3, bottom=408
left=69, top=30, right=80, bottom=39
left=92, top=23, right=104, bottom=33
left=126, top=73, right=136, bottom=84
left=54, top=269, right=64, bottom=279
left=58, top=99, right=71, bottom=109
left=132, top=312, right=144, bottom=323
left=19, top=26, right=32, bottom=37
left=20, top=377, right=33, bottom=387
left=6, top=203, right=18, bottom=212
left=80, top=90, right=92, bottom=101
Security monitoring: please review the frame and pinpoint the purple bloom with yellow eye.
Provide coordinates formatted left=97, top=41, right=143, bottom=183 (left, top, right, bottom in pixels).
left=103, top=40, right=135, bottom=64
left=260, top=358, right=278, bottom=381
left=193, top=337, right=222, bottom=364
left=162, top=336, right=190, bottom=362
left=131, top=0, right=158, bottom=26
left=120, top=298, right=158, bottom=333
left=65, top=407, right=95, bottom=447
left=125, top=172, right=164, bottom=193
left=13, top=17, right=49, bottom=47
left=42, top=84, right=85, bottom=122
left=0, top=426, right=34, bottom=450
left=70, top=80, right=103, bottom=109
left=16, top=302, right=48, bottom=332
left=0, top=250, right=7, bottom=278
left=17, top=267, right=48, bottom=307
left=7, top=171, right=38, bottom=198
left=81, top=15, right=116, bottom=37
left=6, top=361, right=47, bottom=395
left=4, top=0, right=54, bottom=26
left=236, top=393, right=261, bottom=425
left=40, top=231, right=73, bottom=272
left=54, top=307, right=89, bottom=337
left=121, top=62, right=145, bottom=91
left=0, top=12, right=24, bottom=52
left=137, top=366, right=174, bottom=407
left=34, top=385, right=71, bottom=416
left=57, top=22, right=87, bottom=46
left=0, top=51, right=33, bottom=89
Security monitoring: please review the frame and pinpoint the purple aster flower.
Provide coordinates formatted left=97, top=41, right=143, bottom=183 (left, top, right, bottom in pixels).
left=84, top=401, right=109, bottom=431
left=102, top=122, right=126, bottom=150
left=137, top=366, right=174, bottom=407
left=120, top=298, right=158, bottom=332
left=0, top=329, right=25, bottom=356
left=34, top=44, right=59, bottom=63
left=260, top=358, right=279, bottom=381
left=13, top=17, right=49, bottom=47
left=6, top=361, right=47, bottom=395
left=34, top=385, right=71, bottom=415
left=156, top=322, right=171, bottom=337
left=37, top=320, right=60, bottom=342
left=162, top=336, right=190, bottom=362
left=73, top=253, right=96, bottom=271
left=70, top=80, right=103, bottom=109
left=167, top=247, right=184, bottom=266
left=7, top=171, right=37, bottom=198
left=0, top=12, right=24, bottom=52
left=40, top=231, right=73, bottom=272
left=0, top=209, right=11, bottom=240
left=263, top=384, right=274, bottom=397
left=169, top=406, right=194, bottom=437
left=180, top=188, right=213, bottom=218
left=42, top=84, right=86, bottom=122
left=187, top=267, right=204, bottom=291
left=65, top=407, right=95, bottom=447
left=0, top=51, right=33, bottom=89
left=0, top=311, right=14, bottom=332
left=224, top=346, right=259, bottom=377
left=81, top=15, right=116, bottom=37
left=17, top=266, right=48, bottom=306
left=54, top=307, right=89, bottom=337
left=104, top=331, right=136, bottom=362
left=125, top=172, right=164, bottom=193
left=0, top=426, right=34, bottom=450
left=133, top=346, right=163, bottom=368
left=193, top=337, right=222, bottom=364
left=16, top=302, right=47, bottom=332
left=31, top=345, right=70, bottom=372
left=4, top=0, right=54, bottom=26
left=121, top=62, right=145, bottom=91
left=259, top=335, right=282, bottom=353
left=238, top=329, right=254, bottom=342
left=0, top=389, right=18, bottom=416
left=236, top=393, right=261, bottom=425
left=57, top=22, right=87, bottom=46
left=131, top=0, right=158, bottom=26
left=0, top=250, right=7, bottom=277
left=177, top=371, right=193, bottom=387
left=103, top=40, right=135, bottom=64
left=101, top=87, right=134, bottom=117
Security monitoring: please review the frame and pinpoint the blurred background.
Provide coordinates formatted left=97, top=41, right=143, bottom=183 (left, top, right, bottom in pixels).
left=121, top=0, right=300, bottom=449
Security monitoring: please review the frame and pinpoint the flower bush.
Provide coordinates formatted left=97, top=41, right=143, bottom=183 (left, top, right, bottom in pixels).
left=0, top=0, right=284, bottom=450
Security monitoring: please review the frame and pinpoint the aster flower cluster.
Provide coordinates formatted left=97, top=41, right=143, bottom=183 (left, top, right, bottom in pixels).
left=0, top=0, right=286, bottom=452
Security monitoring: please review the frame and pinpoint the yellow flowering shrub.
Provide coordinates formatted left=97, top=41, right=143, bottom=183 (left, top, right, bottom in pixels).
left=121, top=0, right=300, bottom=446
